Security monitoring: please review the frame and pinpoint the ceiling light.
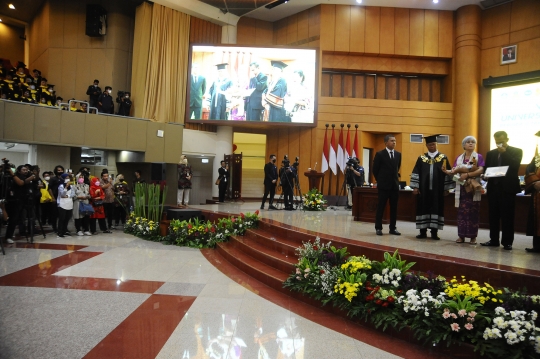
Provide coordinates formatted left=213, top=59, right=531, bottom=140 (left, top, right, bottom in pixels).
left=0, top=19, right=2, bottom=22
left=433, top=0, right=439, bottom=3
left=356, top=0, right=362, bottom=3
left=8, top=4, right=15, bottom=9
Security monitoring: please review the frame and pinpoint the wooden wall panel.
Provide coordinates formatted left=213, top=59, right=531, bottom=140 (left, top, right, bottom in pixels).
left=274, top=19, right=287, bottom=45
left=320, top=5, right=336, bottom=51
left=399, top=78, right=408, bottom=100
left=421, top=79, right=431, bottom=102
left=394, top=8, right=410, bottom=56
left=366, top=76, right=375, bottom=99
left=365, top=6, right=381, bottom=54
left=344, top=75, right=354, bottom=98
left=287, top=14, right=298, bottom=44
left=321, top=73, right=331, bottom=97
left=409, top=79, right=419, bottom=101
left=482, top=3, right=512, bottom=39
left=380, top=7, right=395, bottom=55
left=331, top=74, right=342, bottom=97
left=297, top=10, right=309, bottom=41
left=438, top=11, right=454, bottom=58
left=424, top=10, right=439, bottom=57
left=387, top=77, right=398, bottom=100
left=350, top=6, right=366, bottom=53
left=409, top=9, right=425, bottom=56
left=308, top=6, right=321, bottom=38
left=355, top=75, right=365, bottom=98
left=335, top=5, right=351, bottom=52
left=190, top=17, right=221, bottom=44
left=510, top=0, right=540, bottom=32
left=432, top=79, right=441, bottom=102
left=376, top=76, right=386, bottom=99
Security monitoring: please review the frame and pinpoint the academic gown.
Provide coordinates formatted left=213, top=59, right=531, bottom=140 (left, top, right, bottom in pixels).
left=526, top=156, right=540, bottom=238
left=209, top=78, right=233, bottom=120
left=246, top=72, right=268, bottom=121
left=267, top=78, right=288, bottom=122
left=410, top=152, right=455, bottom=230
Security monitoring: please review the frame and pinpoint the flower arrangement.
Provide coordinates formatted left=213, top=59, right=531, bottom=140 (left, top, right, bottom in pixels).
left=283, top=240, right=540, bottom=357
left=166, top=211, right=260, bottom=249
left=124, top=213, right=160, bottom=241
left=302, top=188, right=327, bottom=211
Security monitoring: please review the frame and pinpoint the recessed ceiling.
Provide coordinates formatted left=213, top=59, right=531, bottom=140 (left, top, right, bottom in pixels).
left=244, top=0, right=485, bottom=22
left=198, top=0, right=276, bottom=16
left=0, top=0, right=46, bottom=23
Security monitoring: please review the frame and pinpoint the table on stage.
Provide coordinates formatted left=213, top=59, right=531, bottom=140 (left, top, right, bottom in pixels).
left=352, top=187, right=530, bottom=233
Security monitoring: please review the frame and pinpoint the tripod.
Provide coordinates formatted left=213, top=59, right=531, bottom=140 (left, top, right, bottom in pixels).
left=25, top=198, right=46, bottom=244
left=292, top=167, right=303, bottom=210
left=276, top=167, right=295, bottom=210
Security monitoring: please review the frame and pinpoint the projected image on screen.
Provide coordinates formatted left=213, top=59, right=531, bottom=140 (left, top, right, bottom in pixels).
left=188, top=45, right=317, bottom=125
left=491, top=82, right=540, bottom=164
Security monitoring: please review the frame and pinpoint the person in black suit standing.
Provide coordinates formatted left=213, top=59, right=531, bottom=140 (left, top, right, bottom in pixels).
left=217, top=160, right=229, bottom=203
left=86, top=79, right=101, bottom=108
left=245, top=62, right=267, bottom=121
left=481, top=131, right=523, bottom=250
left=189, top=64, right=206, bottom=119
left=373, top=134, right=402, bottom=236
left=261, top=154, right=278, bottom=210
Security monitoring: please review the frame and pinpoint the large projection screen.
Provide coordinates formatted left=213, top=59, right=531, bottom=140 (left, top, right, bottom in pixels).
left=187, top=45, right=317, bottom=126
left=491, top=81, right=540, bottom=164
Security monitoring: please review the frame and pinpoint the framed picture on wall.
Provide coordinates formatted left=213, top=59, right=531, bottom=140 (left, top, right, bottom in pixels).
left=501, top=45, right=517, bottom=65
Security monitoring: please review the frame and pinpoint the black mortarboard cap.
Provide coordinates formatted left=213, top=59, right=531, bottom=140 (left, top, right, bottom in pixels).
left=271, top=60, right=287, bottom=70
left=216, top=63, right=228, bottom=70
left=41, top=77, right=48, bottom=82
left=423, top=134, right=440, bottom=143
left=48, top=84, right=55, bottom=88
left=16, top=61, right=26, bottom=68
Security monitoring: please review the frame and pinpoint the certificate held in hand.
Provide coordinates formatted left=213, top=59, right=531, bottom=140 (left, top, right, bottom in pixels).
left=485, top=166, right=509, bottom=178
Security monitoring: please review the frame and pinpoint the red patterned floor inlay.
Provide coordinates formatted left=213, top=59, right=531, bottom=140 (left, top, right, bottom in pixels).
left=9, top=242, right=88, bottom=251
left=201, top=248, right=466, bottom=359
left=0, top=251, right=165, bottom=293
left=84, top=294, right=196, bottom=359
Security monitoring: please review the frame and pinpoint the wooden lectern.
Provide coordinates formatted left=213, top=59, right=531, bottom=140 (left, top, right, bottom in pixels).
left=304, top=170, right=325, bottom=191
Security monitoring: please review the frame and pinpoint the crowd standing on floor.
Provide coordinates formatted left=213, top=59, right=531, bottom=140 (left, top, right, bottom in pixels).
left=0, top=59, right=132, bottom=116
left=0, top=162, right=146, bottom=244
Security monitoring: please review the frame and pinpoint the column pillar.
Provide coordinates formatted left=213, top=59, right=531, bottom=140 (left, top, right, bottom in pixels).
left=221, top=25, right=237, bottom=44
left=212, top=126, right=233, bottom=198
left=454, top=5, right=482, bottom=155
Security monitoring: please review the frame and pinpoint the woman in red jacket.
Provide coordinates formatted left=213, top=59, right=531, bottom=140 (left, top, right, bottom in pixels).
left=89, top=177, right=111, bottom=235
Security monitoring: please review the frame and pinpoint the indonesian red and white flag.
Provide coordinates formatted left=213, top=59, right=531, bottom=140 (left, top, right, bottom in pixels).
left=321, top=127, right=329, bottom=173
left=352, top=126, right=360, bottom=159
left=329, top=126, right=337, bottom=175
left=345, top=126, right=352, bottom=164
left=337, top=126, right=345, bottom=173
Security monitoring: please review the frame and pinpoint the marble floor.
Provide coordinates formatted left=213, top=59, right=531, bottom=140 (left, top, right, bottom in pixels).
left=1, top=202, right=535, bottom=358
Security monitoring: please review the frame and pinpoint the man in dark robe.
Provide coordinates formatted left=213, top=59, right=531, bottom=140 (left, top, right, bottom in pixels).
left=525, top=131, right=540, bottom=253
left=266, top=61, right=288, bottom=122
left=189, top=63, right=206, bottom=119
left=410, top=134, right=455, bottom=240
left=481, top=131, right=522, bottom=250
left=86, top=79, right=102, bottom=108
left=209, top=63, right=233, bottom=120
left=245, top=61, right=267, bottom=121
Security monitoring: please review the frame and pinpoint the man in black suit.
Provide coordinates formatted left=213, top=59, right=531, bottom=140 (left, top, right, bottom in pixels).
left=217, top=160, right=229, bottom=203
left=373, top=134, right=402, bottom=236
left=245, top=62, right=267, bottom=121
left=502, top=47, right=516, bottom=62
left=261, top=154, right=278, bottom=210
left=481, top=131, right=523, bottom=250
left=189, top=64, right=206, bottom=119
left=86, top=79, right=101, bottom=108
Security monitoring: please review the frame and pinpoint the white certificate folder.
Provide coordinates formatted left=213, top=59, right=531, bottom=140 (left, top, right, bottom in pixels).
left=485, top=166, right=509, bottom=178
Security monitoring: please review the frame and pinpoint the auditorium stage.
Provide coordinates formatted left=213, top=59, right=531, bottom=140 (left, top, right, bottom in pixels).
left=190, top=202, right=540, bottom=273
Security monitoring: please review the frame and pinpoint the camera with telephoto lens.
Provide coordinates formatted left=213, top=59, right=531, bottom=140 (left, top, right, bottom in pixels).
left=292, top=156, right=299, bottom=167
left=117, top=90, right=125, bottom=98
left=346, top=157, right=356, bottom=167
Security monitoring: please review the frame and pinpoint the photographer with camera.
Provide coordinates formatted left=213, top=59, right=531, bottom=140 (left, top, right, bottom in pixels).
left=279, top=156, right=297, bottom=210
left=3, top=164, right=35, bottom=244
left=345, top=157, right=365, bottom=210
left=261, top=154, right=278, bottom=210
left=116, top=91, right=132, bottom=116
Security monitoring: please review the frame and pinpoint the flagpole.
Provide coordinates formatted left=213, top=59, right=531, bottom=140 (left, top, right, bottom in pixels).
left=321, top=124, right=329, bottom=194
left=328, top=124, right=335, bottom=195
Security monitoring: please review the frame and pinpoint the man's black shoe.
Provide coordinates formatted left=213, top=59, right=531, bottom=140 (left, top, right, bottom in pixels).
left=503, top=245, right=512, bottom=250
left=268, top=205, right=278, bottom=210
left=430, top=235, right=440, bottom=240
left=260, top=205, right=264, bottom=210
left=481, top=241, right=500, bottom=247
left=376, top=230, right=383, bottom=236
left=525, top=248, right=540, bottom=253
left=416, top=233, right=427, bottom=239
left=389, top=230, right=401, bottom=235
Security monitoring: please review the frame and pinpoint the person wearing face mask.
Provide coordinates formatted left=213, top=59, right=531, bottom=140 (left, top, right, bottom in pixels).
left=217, top=161, right=229, bottom=203
left=113, top=175, right=130, bottom=228
left=73, top=174, right=92, bottom=236
left=40, top=171, right=54, bottom=227
left=56, top=173, right=75, bottom=238
left=48, top=165, right=65, bottom=233
left=410, top=135, right=455, bottom=240
left=101, top=172, right=116, bottom=230
left=89, top=177, right=110, bottom=234
left=4, top=165, right=35, bottom=244
left=98, top=86, right=114, bottom=114
left=86, top=79, right=102, bottom=108
left=177, top=155, right=192, bottom=207
left=116, top=91, right=132, bottom=116
left=261, top=154, right=278, bottom=210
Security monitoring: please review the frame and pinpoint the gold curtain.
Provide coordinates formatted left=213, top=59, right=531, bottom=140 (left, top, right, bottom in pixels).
left=131, top=2, right=190, bottom=123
